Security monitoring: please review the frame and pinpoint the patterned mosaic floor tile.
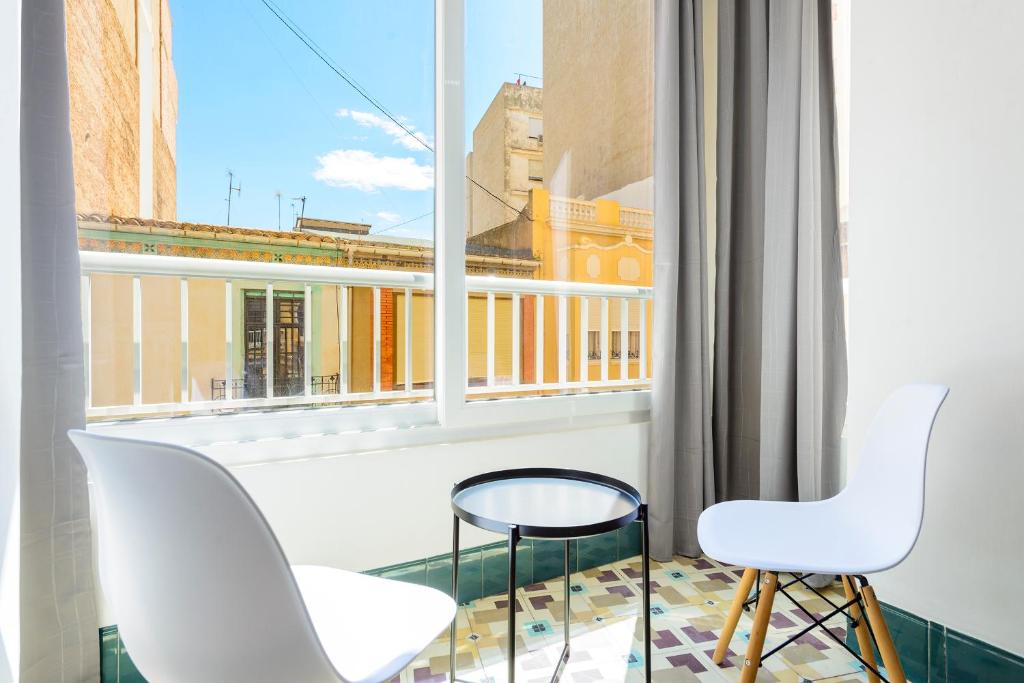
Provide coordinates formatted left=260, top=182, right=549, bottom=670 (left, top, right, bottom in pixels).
left=399, top=555, right=892, bottom=683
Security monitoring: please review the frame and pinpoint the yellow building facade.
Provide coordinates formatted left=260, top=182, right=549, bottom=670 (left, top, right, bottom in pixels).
left=81, top=190, right=651, bottom=416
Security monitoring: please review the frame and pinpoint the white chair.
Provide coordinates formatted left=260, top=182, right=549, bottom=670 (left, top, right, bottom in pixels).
left=69, top=430, right=456, bottom=683
left=697, top=384, right=949, bottom=683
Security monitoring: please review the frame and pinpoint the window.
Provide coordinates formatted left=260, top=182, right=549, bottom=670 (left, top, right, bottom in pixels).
left=464, top=0, right=653, bottom=399
left=528, top=158, right=543, bottom=183
left=69, top=0, right=435, bottom=422
left=528, top=116, right=543, bottom=140
left=68, top=0, right=653, bottom=435
left=587, top=331, right=600, bottom=361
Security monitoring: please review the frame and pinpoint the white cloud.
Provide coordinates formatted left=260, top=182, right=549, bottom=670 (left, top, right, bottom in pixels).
left=313, top=149, right=434, bottom=192
left=376, top=211, right=401, bottom=223
left=337, top=108, right=433, bottom=151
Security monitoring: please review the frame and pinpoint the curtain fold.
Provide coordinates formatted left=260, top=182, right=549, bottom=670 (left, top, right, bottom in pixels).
left=715, top=0, right=846, bottom=506
left=650, top=0, right=846, bottom=560
left=20, top=0, right=99, bottom=680
left=649, top=0, right=713, bottom=561
left=713, top=0, right=769, bottom=503
left=757, top=0, right=846, bottom=503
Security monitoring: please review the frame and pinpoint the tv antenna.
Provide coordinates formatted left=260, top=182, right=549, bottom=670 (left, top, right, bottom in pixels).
left=291, top=195, right=307, bottom=228
left=225, top=170, right=241, bottom=225
left=274, top=191, right=282, bottom=230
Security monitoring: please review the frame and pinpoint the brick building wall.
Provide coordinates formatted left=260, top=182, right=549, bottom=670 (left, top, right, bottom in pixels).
left=152, top=124, right=176, bottom=219
left=66, top=0, right=142, bottom=216
left=65, top=0, right=177, bottom=219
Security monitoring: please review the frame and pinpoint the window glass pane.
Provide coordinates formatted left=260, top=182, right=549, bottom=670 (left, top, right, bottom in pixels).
left=68, top=0, right=434, bottom=421
left=464, top=0, right=653, bottom=399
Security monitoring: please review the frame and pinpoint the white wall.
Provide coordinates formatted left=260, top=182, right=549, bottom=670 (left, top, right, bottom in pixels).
left=230, top=422, right=648, bottom=572
left=90, top=419, right=647, bottom=627
left=848, top=0, right=1024, bottom=657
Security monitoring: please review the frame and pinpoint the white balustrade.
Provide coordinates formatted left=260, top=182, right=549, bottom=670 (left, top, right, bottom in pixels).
left=79, top=251, right=651, bottom=419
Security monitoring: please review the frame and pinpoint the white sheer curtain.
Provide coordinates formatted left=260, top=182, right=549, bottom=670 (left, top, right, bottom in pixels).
left=0, top=1, right=23, bottom=680
left=4, top=0, right=100, bottom=680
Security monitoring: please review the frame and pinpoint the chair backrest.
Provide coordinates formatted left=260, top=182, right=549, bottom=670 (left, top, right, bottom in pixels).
left=69, top=430, right=342, bottom=683
left=841, top=384, right=949, bottom=568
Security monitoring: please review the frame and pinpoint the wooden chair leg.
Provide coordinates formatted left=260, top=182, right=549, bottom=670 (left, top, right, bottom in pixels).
left=740, top=571, right=777, bottom=683
left=861, top=584, right=907, bottom=683
left=713, top=567, right=757, bottom=664
left=842, top=576, right=880, bottom=683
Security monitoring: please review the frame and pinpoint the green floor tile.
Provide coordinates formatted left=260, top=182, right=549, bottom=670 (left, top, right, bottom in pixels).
left=577, top=530, right=617, bottom=571
left=946, top=628, right=1024, bottom=682
left=617, top=521, right=642, bottom=559
left=929, top=622, right=947, bottom=683
left=881, top=603, right=929, bottom=683
left=482, top=543, right=511, bottom=598
left=426, top=554, right=453, bottom=595
left=374, top=558, right=427, bottom=586
left=453, top=547, right=483, bottom=603
left=99, top=627, right=119, bottom=683
left=532, top=538, right=570, bottom=584
left=515, top=539, right=533, bottom=588
left=117, top=631, right=147, bottom=683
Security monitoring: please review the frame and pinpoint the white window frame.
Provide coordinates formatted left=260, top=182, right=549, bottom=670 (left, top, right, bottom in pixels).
left=88, top=0, right=651, bottom=453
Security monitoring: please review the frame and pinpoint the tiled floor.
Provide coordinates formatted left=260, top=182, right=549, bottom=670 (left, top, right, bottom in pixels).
left=395, top=554, right=880, bottom=683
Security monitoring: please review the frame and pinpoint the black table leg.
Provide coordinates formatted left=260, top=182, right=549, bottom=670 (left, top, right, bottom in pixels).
left=564, top=540, right=571, bottom=647
left=641, top=504, right=652, bottom=681
left=450, top=514, right=460, bottom=681
left=548, top=539, right=571, bottom=681
left=507, top=525, right=520, bottom=683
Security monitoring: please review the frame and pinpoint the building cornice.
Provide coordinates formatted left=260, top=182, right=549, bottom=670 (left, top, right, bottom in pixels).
left=77, top=215, right=540, bottom=277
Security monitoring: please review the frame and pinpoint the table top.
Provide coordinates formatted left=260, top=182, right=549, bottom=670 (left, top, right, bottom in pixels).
left=451, top=468, right=643, bottom=539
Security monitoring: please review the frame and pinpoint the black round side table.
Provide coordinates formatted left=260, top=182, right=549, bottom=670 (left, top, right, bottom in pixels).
left=449, top=468, right=652, bottom=682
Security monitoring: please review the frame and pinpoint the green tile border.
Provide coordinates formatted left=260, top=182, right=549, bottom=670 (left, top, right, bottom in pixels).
left=99, top=625, right=146, bottom=683
left=846, top=600, right=1024, bottom=682
left=366, top=522, right=641, bottom=604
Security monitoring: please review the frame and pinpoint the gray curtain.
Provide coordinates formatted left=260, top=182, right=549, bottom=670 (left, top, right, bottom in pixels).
left=649, top=0, right=713, bottom=561
left=714, top=0, right=846, bottom=505
left=20, top=0, right=100, bottom=680
left=650, top=0, right=846, bottom=560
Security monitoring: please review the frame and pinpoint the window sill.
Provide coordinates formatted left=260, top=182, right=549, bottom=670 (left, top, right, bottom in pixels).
left=87, top=389, right=651, bottom=467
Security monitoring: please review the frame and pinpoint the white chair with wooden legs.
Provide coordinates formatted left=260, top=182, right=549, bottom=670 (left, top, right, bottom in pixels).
left=697, top=384, right=949, bottom=683
left=69, top=430, right=456, bottom=683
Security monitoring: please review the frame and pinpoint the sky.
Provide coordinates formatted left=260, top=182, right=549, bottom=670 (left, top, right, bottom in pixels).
left=171, top=0, right=542, bottom=241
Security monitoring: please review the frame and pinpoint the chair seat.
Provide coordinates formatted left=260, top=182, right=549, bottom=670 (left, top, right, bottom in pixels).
left=697, top=498, right=902, bottom=576
left=292, top=565, right=456, bottom=683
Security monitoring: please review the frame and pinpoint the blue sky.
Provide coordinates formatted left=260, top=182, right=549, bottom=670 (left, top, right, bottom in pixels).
left=172, top=0, right=542, bottom=240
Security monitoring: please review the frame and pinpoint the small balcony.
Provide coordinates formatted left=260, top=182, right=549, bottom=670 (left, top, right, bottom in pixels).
left=80, top=250, right=652, bottom=421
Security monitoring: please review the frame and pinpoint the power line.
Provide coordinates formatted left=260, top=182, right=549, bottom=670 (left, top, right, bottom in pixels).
left=256, top=0, right=531, bottom=221
left=258, top=0, right=431, bottom=153
left=467, top=178, right=531, bottom=221
left=373, top=211, right=434, bottom=235
left=240, top=0, right=349, bottom=143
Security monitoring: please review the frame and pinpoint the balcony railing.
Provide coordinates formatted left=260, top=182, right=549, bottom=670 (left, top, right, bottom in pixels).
left=79, top=251, right=651, bottom=420
left=210, top=374, right=340, bottom=401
